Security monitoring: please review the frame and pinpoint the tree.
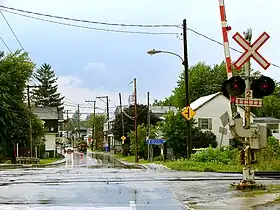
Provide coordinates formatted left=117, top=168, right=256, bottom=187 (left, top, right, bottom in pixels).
left=0, top=51, right=44, bottom=160
left=127, top=123, right=158, bottom=158
left=160, top=111, right=217, bottom=159
left=157, top=62, right=242, bottom=109
left=32, top=63, right=64, bottom=110
left=251, top=81, right=280, bottom=118
left=112, top=104, right=160, bottom=143
left=88, top=113, right=106, bottom=149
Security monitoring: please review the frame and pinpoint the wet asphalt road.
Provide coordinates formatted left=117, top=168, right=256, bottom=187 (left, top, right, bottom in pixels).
left=1, top=152, right=280, bottom=210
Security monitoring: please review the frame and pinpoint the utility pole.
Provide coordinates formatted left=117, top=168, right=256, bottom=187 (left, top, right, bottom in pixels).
left=77, top=104, right=80, bottom=142
left=119, top=93, right=125, bottom=138
left=85, top=100, right=96, bottom=150
left=97, top=96, right=110, bottom=152
left=27, top=85, right=42, bottom=157
left=66, top=110, right=70, bottom=140
left=119, top=93, right=125, bottom=155
left=93, top=101, right=96, bottom=150
left=134, top=78, right=138, bottom=163
left=27, top=85, right=32, bottom=157
left=182, top=19, right=191, bottom=158
left=147, top=92, right=151, bottom=162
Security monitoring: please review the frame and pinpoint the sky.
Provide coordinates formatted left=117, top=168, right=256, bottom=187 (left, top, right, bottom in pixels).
left=0, top=0, right=279, bottom=119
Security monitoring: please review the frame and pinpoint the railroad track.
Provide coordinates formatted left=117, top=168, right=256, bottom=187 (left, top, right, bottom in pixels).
left=220, top=171, right=280, bottom=179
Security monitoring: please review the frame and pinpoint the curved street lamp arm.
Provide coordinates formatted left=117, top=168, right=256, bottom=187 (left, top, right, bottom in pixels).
left=159, top=50, right=184, bottom=62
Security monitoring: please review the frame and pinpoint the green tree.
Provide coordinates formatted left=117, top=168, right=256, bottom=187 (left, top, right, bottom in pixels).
left=112, top=104, right=160, bottom=143
left=0, top=51, right=44, bottom=160
left=160, top=111, right=217, bottom=159
left=88, top=113, right=106, bottom=149
left=32, top=63, right=64, bottom=110
left=127, top=124, right=158, bottom=158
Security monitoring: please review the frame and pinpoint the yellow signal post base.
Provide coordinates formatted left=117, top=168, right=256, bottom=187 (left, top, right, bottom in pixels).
left=231, top=180, right=266, bottom=191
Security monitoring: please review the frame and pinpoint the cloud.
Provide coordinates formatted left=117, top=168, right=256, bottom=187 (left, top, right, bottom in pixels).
left=84, top=62, right=106, bottom=73
left=57, top=75, right=151, bottom=120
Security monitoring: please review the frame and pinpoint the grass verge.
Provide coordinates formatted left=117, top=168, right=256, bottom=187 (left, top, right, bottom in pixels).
left=114, top=154, right=149, bottom=164
left=39, top=157, right=63, bottom=165
left=159, top=160, right=243, bottom=172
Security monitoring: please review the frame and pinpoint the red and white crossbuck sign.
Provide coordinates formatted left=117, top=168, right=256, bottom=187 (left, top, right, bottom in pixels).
left=233, top=32, right=270, bottom=70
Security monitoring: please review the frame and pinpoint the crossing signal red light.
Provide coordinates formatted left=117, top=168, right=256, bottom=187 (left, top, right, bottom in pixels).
left=250, top=75, right=275, bottom=98
left=221, top=76, right=246, bottom=98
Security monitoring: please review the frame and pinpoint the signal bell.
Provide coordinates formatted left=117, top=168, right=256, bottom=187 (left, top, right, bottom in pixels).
left=250, top=75, right=275, bottom=98
left=221, top=76, right=246, bottom=98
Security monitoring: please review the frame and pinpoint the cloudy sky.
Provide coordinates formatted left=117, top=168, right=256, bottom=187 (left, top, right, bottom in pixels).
left=0, top=0, right=279, bottom=118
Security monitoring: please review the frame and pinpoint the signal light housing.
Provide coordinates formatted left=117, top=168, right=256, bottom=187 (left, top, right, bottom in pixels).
left=250, top=75, right=275, bottom=98
left=221, top=76, right=246, bottom=98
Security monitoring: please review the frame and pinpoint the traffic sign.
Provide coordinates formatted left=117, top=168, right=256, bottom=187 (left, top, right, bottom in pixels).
left=121, top=136, right=126, bottom=144
left=146, top=139, right=166, bottom=145
left=245, top=89, right=253, bottom=99
left=235, top=98, right=262, bottom=107
left=233, top=32, right=270, bottom=70
left=220, top=111, right=230, bottom=127
left=181, top=106, right=196, bottom=121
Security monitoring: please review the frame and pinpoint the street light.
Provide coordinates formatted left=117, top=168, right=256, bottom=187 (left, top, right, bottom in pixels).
left=147, top=49, right=184, bottom=64
left=146, top=19, right=191, bottom=159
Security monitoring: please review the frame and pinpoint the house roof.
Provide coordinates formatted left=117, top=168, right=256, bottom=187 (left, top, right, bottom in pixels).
left=190, top=92, right=220, bottom=111
left=190, top=92, right=256, bottom=116
left=253, top=117, right=280, bottom=123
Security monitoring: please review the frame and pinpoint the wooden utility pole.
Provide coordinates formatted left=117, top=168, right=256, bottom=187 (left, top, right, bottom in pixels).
left=97, top=96, right=110, bottom=152
left=147, top=92, right=151, bottom=161
left=86, top=100, right=97, bottom=150
left=27, top=85, right=42, bottom=157
left=182, top=19, right=191, bottom=159
left=27, top=85, right=32, bottom=157
left=93, top=101, right=96, bottom=150
left=77, top=104, right=80, bottom=141
left=134, top=78, right=138, bottom=163
left=119, top=93, right=125, bottom=138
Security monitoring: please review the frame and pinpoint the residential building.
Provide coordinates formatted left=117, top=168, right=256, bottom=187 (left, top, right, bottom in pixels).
left=253, top=117, right=280, bottom=139
left=190, top=92, right=255, bottom=147
left=33, top=107, right=63, bottom=157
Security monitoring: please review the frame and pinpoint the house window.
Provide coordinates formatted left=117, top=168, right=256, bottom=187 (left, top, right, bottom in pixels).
left=267, top=124, right=279, bottom=133
left=198, top=118, right=212, bottom=130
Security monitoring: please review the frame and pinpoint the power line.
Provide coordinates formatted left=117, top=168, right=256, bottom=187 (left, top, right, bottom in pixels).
left=1, top=6, right=279, bottom=69
left=0, top=9, right=179, bottom=35
left=0, top=5, right=179, bottom=28
left=0, top=10, right=41, bottom=85
left=0, top=36, right=11, bottom=52
left=178, top=26, right=280, bottom=69
left=0, top=10, right=24, bottom=50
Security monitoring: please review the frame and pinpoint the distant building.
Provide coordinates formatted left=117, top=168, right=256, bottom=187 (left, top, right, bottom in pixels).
left=33, top=107, right=63, bottom=157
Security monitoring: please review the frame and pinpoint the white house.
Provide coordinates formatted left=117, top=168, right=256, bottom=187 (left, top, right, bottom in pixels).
left=253, top=117, right=280, bottom=140
left=190, top=92, right=255, bottom=146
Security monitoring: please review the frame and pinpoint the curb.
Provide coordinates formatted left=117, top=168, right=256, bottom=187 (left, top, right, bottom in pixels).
left=0, top=154, right=66, bottom=169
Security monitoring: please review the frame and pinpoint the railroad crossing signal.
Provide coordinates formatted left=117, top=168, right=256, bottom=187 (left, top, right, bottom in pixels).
left=181, top=106, right=196, bottom=121
left=232, top=32, right=270, bottom=70
left=235, top=98, right=262, bottom=107
left=121, top=136, right=126, bottom=144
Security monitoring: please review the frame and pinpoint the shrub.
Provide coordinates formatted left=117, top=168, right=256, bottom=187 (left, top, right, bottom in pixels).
left=190, top=146, right=239, bottom=165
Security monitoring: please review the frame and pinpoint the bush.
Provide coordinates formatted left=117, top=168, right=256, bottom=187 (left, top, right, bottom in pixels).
left=190, top=146, right=239, bottom=164
left=257, top=136, right=280, bottom=162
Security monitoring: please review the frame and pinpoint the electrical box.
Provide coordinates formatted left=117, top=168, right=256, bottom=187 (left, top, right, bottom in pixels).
left=250, top=124, right=267, bottom=149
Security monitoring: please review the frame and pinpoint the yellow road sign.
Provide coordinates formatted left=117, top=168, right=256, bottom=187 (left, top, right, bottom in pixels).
left=121, top=136, right=126, bottom=141
left=181, top=106, right=196, bottom=121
